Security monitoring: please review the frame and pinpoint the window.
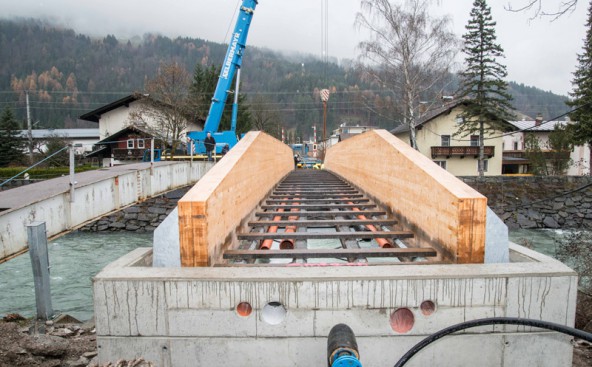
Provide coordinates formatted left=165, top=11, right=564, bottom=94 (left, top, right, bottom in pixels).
left=470, top=135, right=479, bottom=147
left=479, top=159, right=489, bottom=172
left=441, top=135, right=451, bottom=147
left=455, top=116, right=464, bottom=125
left=137, top=139, right=145, bottom=149
left=127, top=139, right=134, bottom=149
left=434, top=161, right=447, bottom=170
left=513, top=141, right=519, bottom=150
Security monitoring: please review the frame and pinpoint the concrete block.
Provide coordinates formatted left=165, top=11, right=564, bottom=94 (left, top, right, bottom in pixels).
left=153, top=207, right=181, bottom=267
left=167, top=309, right=257, bottom=337
left=485, top=207, right=509, bottom=263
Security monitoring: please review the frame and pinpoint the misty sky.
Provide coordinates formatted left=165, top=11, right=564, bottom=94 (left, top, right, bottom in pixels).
left=1, top=0, right=588, bottom=97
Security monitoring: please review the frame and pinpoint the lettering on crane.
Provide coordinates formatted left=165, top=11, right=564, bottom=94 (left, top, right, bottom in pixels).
left=222, top=32, right=241, bottom=80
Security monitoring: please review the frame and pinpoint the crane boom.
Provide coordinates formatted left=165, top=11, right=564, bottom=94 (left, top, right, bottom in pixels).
left=187, top=0, right=258, bottom=155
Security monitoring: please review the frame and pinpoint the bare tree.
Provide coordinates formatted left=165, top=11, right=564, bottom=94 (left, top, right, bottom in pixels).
left=356, top=0, right=459, bottom=150
left=505, top=0, right=578, bottom=20
left=130, top=62, right=191, bottom=158
left=250, top=95, right=281, bottom=139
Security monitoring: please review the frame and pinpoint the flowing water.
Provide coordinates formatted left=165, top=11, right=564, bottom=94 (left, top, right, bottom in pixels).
left=0, top=229, right=581, bottom=321
left=0, top=232, right=151, bottom=321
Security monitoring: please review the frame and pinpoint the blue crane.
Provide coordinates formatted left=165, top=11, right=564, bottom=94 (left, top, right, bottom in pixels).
left=186, top=0, right=258, bottom=154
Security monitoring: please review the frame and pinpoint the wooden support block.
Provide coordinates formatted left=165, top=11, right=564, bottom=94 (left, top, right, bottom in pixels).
left=324, top=129, right=487, bottom=264
left=177, top=132, right=294, bottom=267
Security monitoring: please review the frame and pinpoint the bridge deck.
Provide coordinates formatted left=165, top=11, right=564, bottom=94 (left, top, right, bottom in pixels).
left=225, top=170, right=438, bottom=265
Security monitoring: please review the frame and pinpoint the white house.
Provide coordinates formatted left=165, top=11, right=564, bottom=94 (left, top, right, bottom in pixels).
left=504, top=117, right=590, bottom=176
left=18, top=128, right=100, bottom=155
left=79, top=94, right=203, bottom=141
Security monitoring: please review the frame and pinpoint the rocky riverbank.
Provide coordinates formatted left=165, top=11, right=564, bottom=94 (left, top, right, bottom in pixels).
left=463, top=176, right=592, bottom=229
left=79, top=177, right=592, bottom=233
left=78, top=187, right=190, bottom=233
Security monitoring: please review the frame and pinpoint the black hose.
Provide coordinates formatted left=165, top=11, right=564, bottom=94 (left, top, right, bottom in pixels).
left=393, top=317, right=592, bottom=367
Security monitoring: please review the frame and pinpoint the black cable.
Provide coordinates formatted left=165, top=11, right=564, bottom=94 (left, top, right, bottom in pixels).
left=393, top=317, right=592, bottom=367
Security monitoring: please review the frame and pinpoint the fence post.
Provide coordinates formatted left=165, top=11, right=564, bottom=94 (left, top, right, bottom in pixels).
left=27, top=221, right=53, bottom=320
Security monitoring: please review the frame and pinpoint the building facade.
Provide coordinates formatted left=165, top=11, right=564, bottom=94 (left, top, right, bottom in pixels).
left=392, top=100, right=511, bottom=176
left=503, top=118, right=590, bottom=176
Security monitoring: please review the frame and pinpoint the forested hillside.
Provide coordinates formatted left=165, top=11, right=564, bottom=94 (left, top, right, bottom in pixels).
left=0, top=19, right=570, bottom=139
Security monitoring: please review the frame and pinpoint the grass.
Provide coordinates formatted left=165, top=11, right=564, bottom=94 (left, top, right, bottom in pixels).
left=0, top=165, right=100, bottom=180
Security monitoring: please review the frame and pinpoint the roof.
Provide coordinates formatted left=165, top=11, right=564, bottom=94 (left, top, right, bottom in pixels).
left=390, top=99, right=516, bottom=135
left=390, top=99, right=470, bottom=135
left=17, top=129, right=100, bottom=139
left=79, top=93, right=205, bottom=127
left=507, top=120, right=567, bottom=133
left=79, top=94, right=144, bottom=123
left=96, top=126, right=154, bottom=144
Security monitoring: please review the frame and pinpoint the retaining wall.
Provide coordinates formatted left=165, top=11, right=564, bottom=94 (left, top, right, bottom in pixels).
left=462, top=176, right=592, bottom=229
left=79, top=187, right=190, bottom=233
left=0, top=162, right=211, bottom=262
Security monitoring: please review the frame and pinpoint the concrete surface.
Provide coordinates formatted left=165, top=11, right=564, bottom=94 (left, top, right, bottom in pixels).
left=153, top=207, right=180, bottom=267
left=0, top=161, right=212, bottom=262
left=93, top=243, right=577, bottom=367
left=485, top=207, right=509, bottom=263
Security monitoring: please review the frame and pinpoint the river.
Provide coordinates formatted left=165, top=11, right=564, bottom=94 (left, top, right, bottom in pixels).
left=0, top=232, right=151, bottom=321
left=0, top=229, right=577, bottom=321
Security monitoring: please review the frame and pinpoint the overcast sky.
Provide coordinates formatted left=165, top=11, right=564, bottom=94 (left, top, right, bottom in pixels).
left=1, top=0, right=588, bottom=96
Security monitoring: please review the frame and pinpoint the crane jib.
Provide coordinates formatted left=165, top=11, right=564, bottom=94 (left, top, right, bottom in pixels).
left=222, top=33, right=241, bottom=80
left=187, top=0, right=258, bottom=155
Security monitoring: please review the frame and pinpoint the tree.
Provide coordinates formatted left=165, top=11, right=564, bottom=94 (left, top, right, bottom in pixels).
left=524, top=125, right=573, bottom=175
left=0, top=107, right=24, bottom=167
left=455, top=0, right=514, bottom=177
left=187, top=63, right=252, bottom=136
left=130, top=62, right=191, bottom=158
left=567, top=0, right=592, bottom=167
left=356, top=0, right=459, bottom=150
left=250, top=95, right=281, bottom=139
left=505, top=1, right=578, bottom=20
left=42, top=133, right=69, bottom=167
left=547, top=124, right=574, bottom=175
left=524, top=133, right=547, bottom=175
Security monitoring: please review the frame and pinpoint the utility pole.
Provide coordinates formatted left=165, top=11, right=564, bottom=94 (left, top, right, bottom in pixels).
left=320, top=89, right=330, bottom=154
left=26, top=91, right=33, bottom=164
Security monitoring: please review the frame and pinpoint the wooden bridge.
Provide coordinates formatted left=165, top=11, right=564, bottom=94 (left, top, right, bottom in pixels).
left=177, top=129, right=487, bottom=267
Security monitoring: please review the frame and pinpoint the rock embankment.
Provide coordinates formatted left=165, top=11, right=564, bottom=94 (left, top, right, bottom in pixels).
left=463, top=176, right=592, bottom=229
left=79, top=187, right=190, bottom=233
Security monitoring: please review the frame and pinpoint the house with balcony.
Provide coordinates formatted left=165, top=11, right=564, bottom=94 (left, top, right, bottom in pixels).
left=503, top=116, right=590, bottom=175
left=391, top=99, right=515, bottom=176
left=80, top=93, right=204, bottom=167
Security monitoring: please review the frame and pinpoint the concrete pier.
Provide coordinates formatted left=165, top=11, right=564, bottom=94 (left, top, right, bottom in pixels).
left=94, top=245, right=576, bottom=366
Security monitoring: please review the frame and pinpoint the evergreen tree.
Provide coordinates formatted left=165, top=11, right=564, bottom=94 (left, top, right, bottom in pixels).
left=455, top=0, right=514, bottom=177
left=0, top=107, right=24, bottom=167
left=567, top=1, right=592, bottom=152
left=188, top=64, right=252, bottom=135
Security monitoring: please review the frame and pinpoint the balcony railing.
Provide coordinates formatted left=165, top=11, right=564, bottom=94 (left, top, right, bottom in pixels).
left=113, top=148, right=145, bottom=160
left=431, top=146, right=494, bottom=159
